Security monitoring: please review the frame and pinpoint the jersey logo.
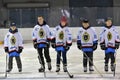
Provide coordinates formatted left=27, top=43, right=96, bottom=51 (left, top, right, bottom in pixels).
left=56, top=27, right=59, bottom=31
left=80, top=30, right=83, bottom=33
left=39, top=28, right=45, bottom=38
left=10, top=36, right=16, bottom=45
left=7, top=35, right=10, bottom=38
left=107, top=32, right=112, bottom=41
left=82, top=32, right=90, bottom=42
left=117, top=35, right=120, bottom=39
left=59, top=31, right=64, bottom=40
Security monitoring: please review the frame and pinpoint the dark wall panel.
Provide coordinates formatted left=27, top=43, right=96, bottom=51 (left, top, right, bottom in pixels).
left=69, top=0, right=113, bottom=7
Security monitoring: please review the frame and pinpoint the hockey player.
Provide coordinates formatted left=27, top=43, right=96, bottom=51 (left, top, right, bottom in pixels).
left=77, top=19, right=98, bottom=72
left=32, top=16, right=52, bottom=72
left=4, top=22, right=23, bottom=72
left=51, top=16, right=72, bottom=72
left=100, top=17, right=120, bottom=72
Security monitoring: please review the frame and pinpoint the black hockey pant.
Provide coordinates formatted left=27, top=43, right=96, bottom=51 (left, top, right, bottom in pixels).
left=83, top=52, right=93, bottom=67
left=104, top=52, right=115, bottom=65
left=8, top=56, right=22, bottom=70
left=56, top=51, right=67, bottom=66
left=37, top=47, right=51, bottom=67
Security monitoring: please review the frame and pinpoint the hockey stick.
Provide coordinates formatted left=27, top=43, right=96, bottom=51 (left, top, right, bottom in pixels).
left=57, top=52, right=74, bottom=78
left=5, top=53, right=8, bottom=78
left=37, top=48, right=46, bottom=78
left=83, top=52, right=103, bottom=77
left=113, top=50, right=117, bottom=77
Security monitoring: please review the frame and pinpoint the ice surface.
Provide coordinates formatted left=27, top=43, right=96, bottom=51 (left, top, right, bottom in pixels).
left=0, top=43, right=120, bottom=80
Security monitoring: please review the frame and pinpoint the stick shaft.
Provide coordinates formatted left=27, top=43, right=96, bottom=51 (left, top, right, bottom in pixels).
left=37, top=49, right=46, bottom=78
left=57, top=52, right=73, bottom=78
left=83, top=52, right=103, bottom=77
left=5, top=54, right=8, bottom=78
left=113, top=50, right=117, bottom=77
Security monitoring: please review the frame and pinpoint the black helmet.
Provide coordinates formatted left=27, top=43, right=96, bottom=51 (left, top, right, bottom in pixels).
left=105, top=17, right=112, bottom=22
left=10, top=22, right=16, bottom=27
left=82, top=18, right=89, bottom=23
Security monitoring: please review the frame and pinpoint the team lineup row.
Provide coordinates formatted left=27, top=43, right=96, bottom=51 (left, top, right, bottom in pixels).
left=3, top=16, right=120, bottom=75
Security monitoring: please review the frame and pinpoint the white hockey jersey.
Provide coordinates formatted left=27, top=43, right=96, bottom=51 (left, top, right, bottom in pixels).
left=32, top=24, right=51, bottom=43
left=4, top=32, right=23, bottom=52
left=100, top=26, right=120, bottom=48
left=77, top=27, right=98, bottom=47
left=52, top=25, right=72, bottom=46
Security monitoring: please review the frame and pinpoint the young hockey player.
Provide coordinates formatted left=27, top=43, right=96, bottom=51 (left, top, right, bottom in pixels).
left=100, top=17, right=120, bottom=72
left=77, top=19, right=98, bottom=72
left=32, top=16, right=52, bottom=72
left=4, top=22, right=23, bottom=72
left=51, top=16, right=72, bottom=72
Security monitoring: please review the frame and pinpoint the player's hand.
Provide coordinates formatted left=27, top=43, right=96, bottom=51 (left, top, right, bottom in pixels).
left=77, top=45, right=82, bottom=50
left=51, top=43, right=55, bottom=48
left=34, top=43, right=38, bottom=49
left=65, top=46, right=70, bottom=51
left=46, top=42, right=50, bottom=48
left=93, top=43, right=98, bottom=51
left=18, top=47, right=23, bottom=53
left=4, top=47, right=8, bottom=53
left=115, top=43, right=120, bottom=49
left=100, top=43, right=106, bottom=50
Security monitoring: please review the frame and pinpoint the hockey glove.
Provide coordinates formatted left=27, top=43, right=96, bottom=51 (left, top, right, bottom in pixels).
left=65, top=46, right=70, bottom=51
left=100, top=43, right=106, bottom=50
left=33, top=39, right=38, bottom=49
left=18, top=47, right=23, bottom=53
left=77, top=43, right=82, bottom=50
left=66, top=42, right=72, bottom=46
left=34, top=43, right=38, bottom=49
left=51, top=43, right=56, bottom=48
left=77, top=45, right=82, bottom=50
left=115, top=42, right=120, bottom=49
left=46, top=41, right=50, bottom=48
left=4, top=47, right=8, bottom=53
left=93, top=43, right=98, bottom=51
left=77, top=40, right=82, bottom=50
left=51, top=38, right=55, bottom=43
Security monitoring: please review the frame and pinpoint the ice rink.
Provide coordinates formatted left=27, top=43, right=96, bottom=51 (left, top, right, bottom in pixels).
left=0, top=42, right=120, bottom=80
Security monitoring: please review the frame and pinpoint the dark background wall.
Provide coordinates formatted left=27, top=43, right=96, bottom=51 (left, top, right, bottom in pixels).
left=0, top=0, right=69, bottom=27
left=69, top=0, right=113, bottom=7
left=0, top=0, right=120, bottom=27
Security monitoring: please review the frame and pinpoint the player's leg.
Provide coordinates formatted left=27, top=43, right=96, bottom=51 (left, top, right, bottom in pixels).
left=62, top=51, right=67, bottom=72
left=15, top=56, right=22, bottom=72
left=110, top=53, right=115, bottom=72
left=38, top=48, right=45, bottom=72
left=83, top=52, right=88, bottom=72
left=7, top=56, right=13, bottom=72
left=56, top=51, right=61, bottom=72
left=88, top=52, right=94, bottom=71
left=44, top=47, right=52, bottom=70
left=104, top=53, right=110, bottom=72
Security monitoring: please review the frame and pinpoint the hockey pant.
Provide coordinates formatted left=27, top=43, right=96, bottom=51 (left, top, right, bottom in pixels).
left=56, top=51, right=67, bottom=66
left=104, top=52, right=115, bottom=65
left=83, top=52, right=93, bottom=67
left=8, top=56, right=22, bottom=70
left=37, top=47, right=51, bottom=67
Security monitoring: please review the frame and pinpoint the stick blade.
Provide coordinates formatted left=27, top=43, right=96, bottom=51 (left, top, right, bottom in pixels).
left=70, top=75, right=74, bottom=78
